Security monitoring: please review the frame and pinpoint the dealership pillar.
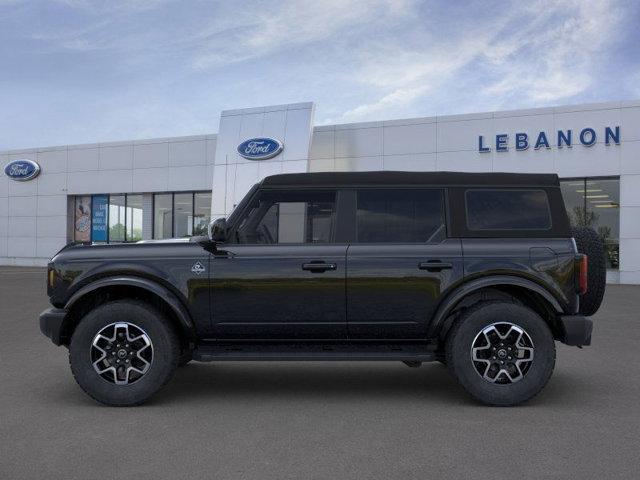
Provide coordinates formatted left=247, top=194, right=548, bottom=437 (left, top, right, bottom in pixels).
left=210, top=102, right=315, bottom=218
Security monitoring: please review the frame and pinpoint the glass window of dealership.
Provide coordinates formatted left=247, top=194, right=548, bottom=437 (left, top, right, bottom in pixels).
left=560, top=177, right=620, bottom=269
left=73, top=191, right=212, bottom=243
left=71, top=179, right=621, bottom=270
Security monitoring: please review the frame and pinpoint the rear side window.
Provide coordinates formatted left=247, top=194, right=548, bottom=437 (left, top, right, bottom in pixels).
left=465, top=189, right=551, bottom=230
left=356, top=189, right=445, bottom=243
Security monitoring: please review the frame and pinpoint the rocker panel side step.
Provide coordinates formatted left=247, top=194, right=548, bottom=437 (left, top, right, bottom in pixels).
left=192, top=343, right=437, bottom=362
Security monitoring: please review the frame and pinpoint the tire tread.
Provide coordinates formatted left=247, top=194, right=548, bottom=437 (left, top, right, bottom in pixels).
left=445, top=300, right=556, bottom=406
left=69, top=299, right=180, bottom=407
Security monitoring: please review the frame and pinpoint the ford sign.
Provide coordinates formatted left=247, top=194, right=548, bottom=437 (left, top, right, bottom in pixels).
left=4, top=159, right=41, bottom=181
left=237, top=138, right=283, bottom=160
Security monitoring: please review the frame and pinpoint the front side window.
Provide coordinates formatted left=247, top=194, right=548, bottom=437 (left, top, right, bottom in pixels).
left=236, top=190, right=336, bottom=244
left=356, top=189, right=445, bottom=243
left=466, top=189, right=551, bottom=231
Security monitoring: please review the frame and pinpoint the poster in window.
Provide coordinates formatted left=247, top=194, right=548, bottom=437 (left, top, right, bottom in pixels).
left=74, top=196, right=91, bottom=242
left=91, top=195, right=108, bottom=242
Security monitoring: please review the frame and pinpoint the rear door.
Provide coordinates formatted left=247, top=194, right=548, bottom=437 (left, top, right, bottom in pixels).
left=346, top=188, right=463, bottom=339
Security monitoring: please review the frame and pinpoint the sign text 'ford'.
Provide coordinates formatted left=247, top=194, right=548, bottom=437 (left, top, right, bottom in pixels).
left=237, top=138, right=283, bottom=160
left=4, top=159, right=41, bottom=181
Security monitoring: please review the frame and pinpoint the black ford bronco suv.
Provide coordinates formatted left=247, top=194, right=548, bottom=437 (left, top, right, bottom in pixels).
left=39, top=171, right=605, bottom=406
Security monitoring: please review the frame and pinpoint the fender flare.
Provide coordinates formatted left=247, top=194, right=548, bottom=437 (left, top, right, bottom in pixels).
left=64, top=276, right=196, bottom=339
left=427, top=275, right=565, bottom=338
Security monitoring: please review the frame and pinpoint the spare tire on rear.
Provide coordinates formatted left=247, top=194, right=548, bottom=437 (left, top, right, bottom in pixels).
left=571, top=226, right=606, bottom=316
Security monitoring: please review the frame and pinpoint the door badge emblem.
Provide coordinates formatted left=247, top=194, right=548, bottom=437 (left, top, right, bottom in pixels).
left=191, top=261, right=206, bottom=275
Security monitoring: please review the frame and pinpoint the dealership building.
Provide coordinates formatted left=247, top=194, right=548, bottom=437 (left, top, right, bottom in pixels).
left=1, top=100, right=639, bottom=283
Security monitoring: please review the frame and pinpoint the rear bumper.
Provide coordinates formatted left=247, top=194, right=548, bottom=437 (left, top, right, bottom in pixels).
left=39, top=308, right=68, bottom=346
left=558, top=314, right=593, bottom=346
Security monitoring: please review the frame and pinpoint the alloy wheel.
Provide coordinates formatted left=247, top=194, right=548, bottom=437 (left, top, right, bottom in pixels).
left=471, top=322, right=534, bottom=384
left=90, top=322, right=154, bottom=385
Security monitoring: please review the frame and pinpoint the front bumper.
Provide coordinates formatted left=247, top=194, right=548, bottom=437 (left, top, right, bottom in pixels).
left=39, top=308, right=68, bottom=346
left=558, top=314, right=593, bottom=347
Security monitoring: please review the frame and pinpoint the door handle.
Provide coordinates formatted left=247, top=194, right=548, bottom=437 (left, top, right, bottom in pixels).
left=302, top=262, right=337, bottom=273
left=418, top=261, right=453, bottom=272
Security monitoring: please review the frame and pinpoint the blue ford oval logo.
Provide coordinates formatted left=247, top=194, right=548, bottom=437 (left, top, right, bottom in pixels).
left=237, top=137, right=283, bottom=160
left=4, top=159, right=41, bottom=181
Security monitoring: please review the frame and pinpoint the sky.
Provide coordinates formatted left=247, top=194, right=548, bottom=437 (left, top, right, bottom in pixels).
left=1, top=0, right=639, bottom=150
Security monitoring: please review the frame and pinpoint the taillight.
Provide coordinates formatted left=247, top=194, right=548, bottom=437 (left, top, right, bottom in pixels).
left=579, top=255, right=588, bottom=295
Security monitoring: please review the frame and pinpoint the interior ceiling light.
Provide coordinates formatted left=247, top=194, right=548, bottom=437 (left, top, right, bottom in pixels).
left=586, top=195, right=609, bottom=199
left=576, top=189, right=603, bottom=193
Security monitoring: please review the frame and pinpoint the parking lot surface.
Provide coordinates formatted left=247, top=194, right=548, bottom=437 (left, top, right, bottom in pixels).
left=0, top=266, right=639, bottom=479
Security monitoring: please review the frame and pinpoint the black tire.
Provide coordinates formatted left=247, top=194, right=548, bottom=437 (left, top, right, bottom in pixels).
left=69, top=300, right=180, bottom=406
left=571, top=226, right=606, bottom=316
left=446, top=301, right=556, bottom=406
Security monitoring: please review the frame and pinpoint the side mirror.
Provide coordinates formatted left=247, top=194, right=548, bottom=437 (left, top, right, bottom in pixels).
left=208, top=217, right=227, bottom=243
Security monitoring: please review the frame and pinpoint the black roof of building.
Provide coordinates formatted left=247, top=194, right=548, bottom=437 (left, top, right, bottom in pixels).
left=261, top=171, right=560, bottom=187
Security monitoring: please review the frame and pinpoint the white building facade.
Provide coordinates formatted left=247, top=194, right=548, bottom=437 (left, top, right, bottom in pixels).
left=1, top=100, right=639, bottom=283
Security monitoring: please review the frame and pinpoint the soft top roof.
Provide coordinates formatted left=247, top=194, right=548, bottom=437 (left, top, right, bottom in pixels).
left=260, top=171, right=560, bottom=188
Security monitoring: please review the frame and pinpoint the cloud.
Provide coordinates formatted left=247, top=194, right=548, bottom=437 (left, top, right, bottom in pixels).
left=338, top=85, right=429, bottom=121
left=14, top=0, right=414, bottom=66
left=0, top=0, right=635, bottom=149
left=337, top=36, right=494, bottom=121
left=481, top=0, right=622, bottom=104
left=191, top=0, right=413, bottom=69
left=334, top=0, right=626, bottom=122
left=51, top=0, right=172, bottom=13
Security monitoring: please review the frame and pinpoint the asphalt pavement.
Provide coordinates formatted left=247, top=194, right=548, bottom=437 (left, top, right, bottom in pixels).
left=0, top=266, right=638, bottom=479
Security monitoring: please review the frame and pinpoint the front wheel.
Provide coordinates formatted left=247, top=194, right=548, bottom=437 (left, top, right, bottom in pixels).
left=445, top=301, right=556, bottom=406
left=69, top=300, right=180, bottom=406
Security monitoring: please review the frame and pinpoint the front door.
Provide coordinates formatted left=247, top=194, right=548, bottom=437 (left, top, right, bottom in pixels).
left=211, top=189, right=347, bottom=339
left=346, top=188, right=464, bottom=338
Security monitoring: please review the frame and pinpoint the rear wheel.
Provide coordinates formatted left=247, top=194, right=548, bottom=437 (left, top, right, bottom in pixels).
left=69, top=300, right=180, bottom=406
left=446, top=301, right=555, bottom=406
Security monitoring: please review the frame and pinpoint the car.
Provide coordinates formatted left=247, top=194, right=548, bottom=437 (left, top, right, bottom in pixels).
left=39, top=171, right=606, bottom=406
